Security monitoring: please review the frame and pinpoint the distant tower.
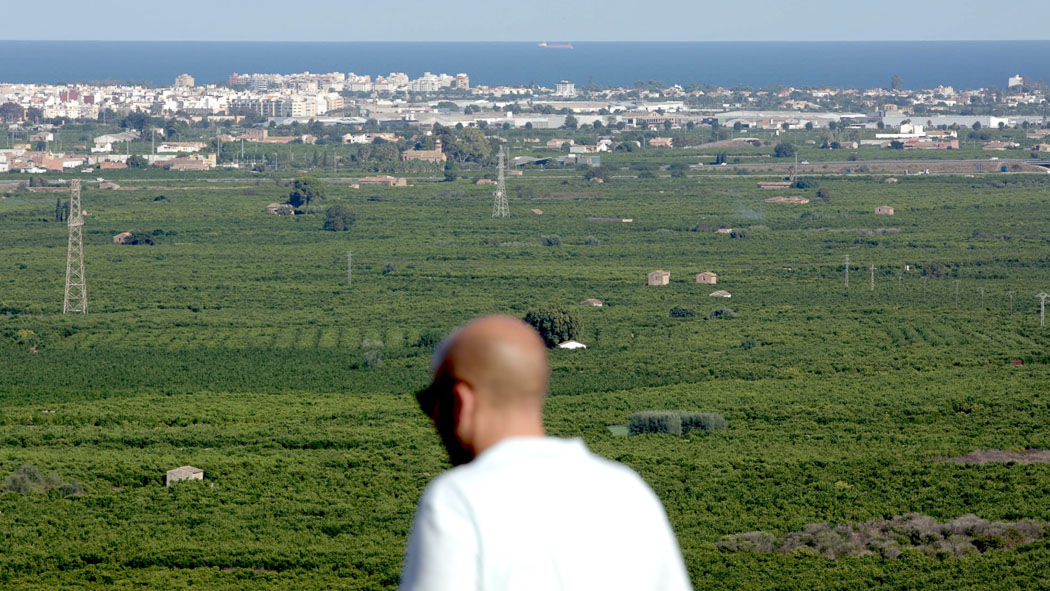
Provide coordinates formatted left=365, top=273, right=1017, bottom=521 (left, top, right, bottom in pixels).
left=63, top=179, right=87, bottom=314
left=492, top=146, right=509, bottom=218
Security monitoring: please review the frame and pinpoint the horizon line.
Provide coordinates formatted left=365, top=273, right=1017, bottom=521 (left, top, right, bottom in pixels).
left=1, top=38, right=1049, bottom=43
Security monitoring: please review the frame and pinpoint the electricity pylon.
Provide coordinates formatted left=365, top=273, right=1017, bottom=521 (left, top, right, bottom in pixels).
left=63, top=179, right=87, bottom=314
left=1038, top=292, right=1048, bottom=328
left=492, top=146, right=509, bottom=218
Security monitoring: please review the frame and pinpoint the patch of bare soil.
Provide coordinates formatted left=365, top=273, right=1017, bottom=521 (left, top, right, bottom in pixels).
left=937, top=449, right=1050, bottom=465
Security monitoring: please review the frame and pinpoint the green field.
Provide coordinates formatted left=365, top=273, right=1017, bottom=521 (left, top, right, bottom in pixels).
left=1, top=166, right=1049, bottom=589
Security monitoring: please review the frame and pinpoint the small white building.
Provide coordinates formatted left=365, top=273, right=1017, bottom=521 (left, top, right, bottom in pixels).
left=695, top=272, right=718, bottom=285
left=648, top=270, right=670, bottom=286
left=580, top=298, right=603, bottom=307
left=165, top=466, right=204, bottom=486
left=709, top=290, right=732, bottom=298
left=557, top=340, right=587, bottom=350
left=875, top=206, right=895, bottom=215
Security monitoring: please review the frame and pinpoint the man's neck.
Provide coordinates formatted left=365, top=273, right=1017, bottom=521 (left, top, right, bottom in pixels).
left=471, top=417, right=546, bottom=458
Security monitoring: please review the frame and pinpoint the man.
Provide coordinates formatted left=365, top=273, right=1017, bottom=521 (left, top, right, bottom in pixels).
left=400, top=315, right=692, bottom=591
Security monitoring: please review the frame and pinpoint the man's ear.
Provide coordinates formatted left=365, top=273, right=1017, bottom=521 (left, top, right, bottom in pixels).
left=452, top=381, right=476, bottom=445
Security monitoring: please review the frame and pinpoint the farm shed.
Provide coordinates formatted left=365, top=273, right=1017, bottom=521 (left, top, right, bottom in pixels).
left=648, top=270, right=670, bottom=286
left=709, top=290, right=732, bottom=298
left=266, top=203, right=295, bottom=215
left=165, top=466, right=204, bottom=486
left=112, top=232, right=132, bottom=244
left=580, top=298, right=603, bottom=307
left=875, top=206, right=895, bottom=215
left=696, top=272, right=718, bottom=285
left=358, top=175, right=408, bottom=187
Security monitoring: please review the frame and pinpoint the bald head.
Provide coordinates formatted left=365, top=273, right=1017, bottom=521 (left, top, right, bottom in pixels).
left=434, top=315, right=550, bottom=411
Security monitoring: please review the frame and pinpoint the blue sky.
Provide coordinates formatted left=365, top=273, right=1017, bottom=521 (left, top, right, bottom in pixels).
left=4, top=0, right=1046, bottom=41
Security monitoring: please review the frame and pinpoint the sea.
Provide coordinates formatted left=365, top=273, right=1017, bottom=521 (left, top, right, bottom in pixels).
left=4, top=41, right=1050, bottom=89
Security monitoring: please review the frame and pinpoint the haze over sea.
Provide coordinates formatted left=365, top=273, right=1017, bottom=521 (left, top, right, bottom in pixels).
left=4, top=41, right=1050, bottom=89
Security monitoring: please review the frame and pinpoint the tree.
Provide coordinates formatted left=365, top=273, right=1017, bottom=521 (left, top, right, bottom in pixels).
left=815, top=187, right=832, bottom=202
left=122, top=111, right=151, bottom=134
left=584, top=166, right=609, bottom=182
left=523, top=306, right=581, bottom=348
left=127, top=155, right=148, bottom=168
left=563, top=114, right=578, bottom=129
left=972, top=121, right=982, bottom=130
left=289, top=176, right=327, bottom=213
left=323, top=204, right=356, bottom=231
left=773, top=142, right=796, bottom=158
left=25, top=107, right=43, bottom=124
left=890, top=74, right=903, bottom=91
left=0, top=102, right=23, bottom=122
left=670, top=306, right=695, bottom=318
left=804, top=122, right=814, bottom=131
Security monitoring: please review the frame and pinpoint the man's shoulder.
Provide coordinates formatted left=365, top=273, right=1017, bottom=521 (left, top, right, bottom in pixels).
left=437, top=437, right=661, bottom=503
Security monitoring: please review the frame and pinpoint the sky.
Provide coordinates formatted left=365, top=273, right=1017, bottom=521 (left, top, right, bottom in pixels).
left=4, top=0, right=1047, bottom=42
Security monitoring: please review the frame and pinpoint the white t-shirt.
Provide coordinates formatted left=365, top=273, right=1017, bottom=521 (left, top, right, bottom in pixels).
left=399, top=437, right=693, bottom=591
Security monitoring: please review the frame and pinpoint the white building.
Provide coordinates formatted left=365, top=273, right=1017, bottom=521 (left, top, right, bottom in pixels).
left=555, top=81, right=576, bottom=98
left=165, top=466, right=204, bottom=486
left=1009, top=74, right=1024, bottom=88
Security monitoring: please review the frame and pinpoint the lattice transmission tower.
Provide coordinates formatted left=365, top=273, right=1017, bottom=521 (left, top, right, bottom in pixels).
left=492, top=146, right=509, bottom=218
left=63, top=179, right=87, bottom=314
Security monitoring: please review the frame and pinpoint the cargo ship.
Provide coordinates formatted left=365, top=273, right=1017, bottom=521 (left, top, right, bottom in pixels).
left=538, top=42, right=574, bottom=49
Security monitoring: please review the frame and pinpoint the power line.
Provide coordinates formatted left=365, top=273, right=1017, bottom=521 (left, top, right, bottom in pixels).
left=844, top=255, right=849, bottom=289
left=1038, top=292, right=1048, bottom=328
left=869, top=264, right=876, bottom=291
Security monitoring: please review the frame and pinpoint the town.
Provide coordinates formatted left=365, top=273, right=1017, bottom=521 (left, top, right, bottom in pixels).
left=1, top=70, right=1049, bottom=175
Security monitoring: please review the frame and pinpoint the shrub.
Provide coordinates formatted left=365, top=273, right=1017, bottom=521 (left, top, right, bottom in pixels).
left=708, top=307, right=736, bottom=320
left=121, top=231, right=154, bottom=245
left=363, top=350, right=383, bottom=369
left=584, top=236, right=600, bottom=246
left=628, top=411, right=682, bottom=435
left=323, top=204, right=356, bottom=231
left=382, top=262, right=397, bottom=275
left=414, top=330, right=444, bottom=350
left=540, top=235, right=562, bottom=247
left=5, top=464, right=46, bottom=494
left=669, top=306, right=695, bottom=318
left=523, top=305, right=581, bottom=348
left=774, top=142, right=796, bottom=158
left=680, top=412, right=727, bottom=432
left=718, top=514, right=1048, bottom=559
left=59, top=479, right=85, bottom=497
left=4, top=464, right=80, bottom=496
